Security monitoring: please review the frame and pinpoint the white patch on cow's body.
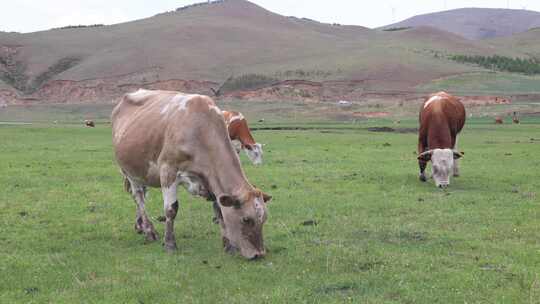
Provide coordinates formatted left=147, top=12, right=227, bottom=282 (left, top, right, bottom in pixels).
left=177, top=171, right=209, bottom=197
left=424, top=95, right=443, bottom=109
left=229, top=113, right=245, bottom=124
left=127, top=89, right=155, bottom=103
left=162, top=182, right=178, bottom=208
left=160, top=102, right=171, bottom=115
left=171, top=94, right=197, bottom=112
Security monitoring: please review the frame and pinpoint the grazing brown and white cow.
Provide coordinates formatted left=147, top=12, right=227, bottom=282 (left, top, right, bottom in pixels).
left=417, top=92, right=466, bottom=188
left=112, top=89, right=271, bottom=259
left=84, top=120, right=95, bottom=127
left=222, top=111, right=263, bottom=165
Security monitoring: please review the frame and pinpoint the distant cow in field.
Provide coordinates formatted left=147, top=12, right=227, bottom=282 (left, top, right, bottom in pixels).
left=84, top=120, right=95, bottom=127
left=112, top=89, right=271, bottom=260
left=494, top=117, right=503, bottom=124
left=512, top=112, right=520, bottom=124
left=417, top=92, right=465, bottom=188
left=222, top=111, right=263, bottom=165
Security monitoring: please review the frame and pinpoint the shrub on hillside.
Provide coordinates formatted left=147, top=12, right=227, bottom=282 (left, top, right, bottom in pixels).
left=52, top=24, right=104, bottom=30
left=220, top=74, right=278, bottom=92
left=451, top=54, right=540, bottom=75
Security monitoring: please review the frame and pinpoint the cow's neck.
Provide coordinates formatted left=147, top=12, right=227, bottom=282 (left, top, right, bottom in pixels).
left=193, top=144, right=252, bottom=198
left=230, top=121, right=256, bottom=146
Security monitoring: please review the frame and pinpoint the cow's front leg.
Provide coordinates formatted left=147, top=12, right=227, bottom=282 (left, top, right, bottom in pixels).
left=418, top=159, right=427, bottom=182
left=418, top=139, right=428, bottom=182
left=161, top=168, right=179, bottom=252
left=453, top=159, right=460, bottom=177
left=453, top=141, right=460, bottom=177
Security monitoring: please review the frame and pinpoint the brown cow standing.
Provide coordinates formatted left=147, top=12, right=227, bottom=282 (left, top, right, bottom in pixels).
left=417, top=92, right=466, bottom=188
left=222, top=111, right=263, bottom=165
left=112, top=89, right=271, bottom=259
left=494, top=117, right=504, bottom=124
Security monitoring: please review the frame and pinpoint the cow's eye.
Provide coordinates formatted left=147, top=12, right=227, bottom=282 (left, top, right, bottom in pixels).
left=242, top=217, right=255, bottom=226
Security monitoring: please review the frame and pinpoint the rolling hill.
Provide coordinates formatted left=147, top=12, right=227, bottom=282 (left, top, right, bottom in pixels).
left=0, top=0, right=532, bottom=104
left=382, top=8, right=540, bottom=40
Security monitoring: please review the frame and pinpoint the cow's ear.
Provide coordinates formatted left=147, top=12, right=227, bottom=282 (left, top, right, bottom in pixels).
left=262, top=192, right=272, bottom=203
left=218, top=195, right=241, bottom=208
left=453, top=151, right=464, bottom=159
left=418, top=150, right=433, bottom=162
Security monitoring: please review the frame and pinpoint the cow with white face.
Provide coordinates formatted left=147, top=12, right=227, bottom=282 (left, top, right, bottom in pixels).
left=418, top=92, right=466, bottom=188
left=112, top=89, right=272, bottom=260
left=222, top=111, right=263, bottom=165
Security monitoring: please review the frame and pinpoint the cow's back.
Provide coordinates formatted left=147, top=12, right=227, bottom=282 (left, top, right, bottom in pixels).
left=419, top=92, right=466, bottom=148
left=112, top=90, right=196, bottom=185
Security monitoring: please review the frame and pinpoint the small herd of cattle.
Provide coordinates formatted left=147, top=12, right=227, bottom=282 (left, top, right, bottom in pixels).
left=107, top=89, right=504, bottom=259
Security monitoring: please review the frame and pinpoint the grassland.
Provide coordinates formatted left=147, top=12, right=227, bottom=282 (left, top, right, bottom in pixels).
left=418, top=72, right=540, bottom=95
left=1, top=110, right=539, bottom=303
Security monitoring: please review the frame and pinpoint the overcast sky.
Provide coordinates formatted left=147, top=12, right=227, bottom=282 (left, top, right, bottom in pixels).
left=1, top=0, right=540, bottom=33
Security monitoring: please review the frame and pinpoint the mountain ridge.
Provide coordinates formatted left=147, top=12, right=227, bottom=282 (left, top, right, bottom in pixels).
left=382, top=7, right=540, bottom=40
left=0, top=1, right=533, bottom=104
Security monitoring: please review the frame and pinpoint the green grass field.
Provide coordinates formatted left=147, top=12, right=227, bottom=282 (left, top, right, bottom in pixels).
left=1, top=116, right=539, bottom=303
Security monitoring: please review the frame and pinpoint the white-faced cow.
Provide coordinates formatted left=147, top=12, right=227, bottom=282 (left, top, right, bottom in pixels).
left=418, top=92, right=465, bottom=188
left=84, top=120, right=95, bottom=127
left=112, top=89, right=272, bottom=259
left=222, top=111, right=263, bottom=165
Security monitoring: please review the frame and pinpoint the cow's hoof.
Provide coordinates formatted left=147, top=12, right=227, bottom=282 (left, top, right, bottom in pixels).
left=135, top=225, right=144, bottom=234
left=145, top=230, right=159, bottom=242
left=164, top=242, right=177, bottom=252
left=419, top=174, right=427, bottom=182
left=134, top=218, right=144, bottom=234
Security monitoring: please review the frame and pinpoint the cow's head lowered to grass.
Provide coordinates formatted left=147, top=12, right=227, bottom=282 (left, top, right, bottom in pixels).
left=418, top=149, right=463, bottom=188
left=217, top=190, right=272, bottom=260
left=243, top=143, right=263, bottom=165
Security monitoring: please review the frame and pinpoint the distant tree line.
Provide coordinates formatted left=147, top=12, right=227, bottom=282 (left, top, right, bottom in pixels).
left=382, top=27, right=412, bottom=32
left=451, top=54, right=540, bottom=75
left=52, top=24, right=104, bottom=30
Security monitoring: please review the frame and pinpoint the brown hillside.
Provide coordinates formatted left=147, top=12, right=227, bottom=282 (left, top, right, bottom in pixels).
left=0, top=0, right=512, bottom=104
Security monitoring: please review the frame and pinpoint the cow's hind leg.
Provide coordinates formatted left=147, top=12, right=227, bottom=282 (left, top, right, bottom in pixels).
left=161, top=168, right=179, bottom=252
left=125, top=177, right=159, bottom=242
